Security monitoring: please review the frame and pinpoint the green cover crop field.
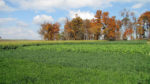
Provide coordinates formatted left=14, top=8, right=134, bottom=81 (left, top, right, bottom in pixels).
left=0, top=40, right=150, bottom=84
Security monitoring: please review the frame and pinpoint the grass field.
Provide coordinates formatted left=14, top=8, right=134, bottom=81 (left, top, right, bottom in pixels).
left=0, top=40, right=150, bottom=84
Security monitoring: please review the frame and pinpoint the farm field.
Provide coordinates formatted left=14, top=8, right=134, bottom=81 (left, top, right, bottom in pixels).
left=0, top=40, right=150, bottom=84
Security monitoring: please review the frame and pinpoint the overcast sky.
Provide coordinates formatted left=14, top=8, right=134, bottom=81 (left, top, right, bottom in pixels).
left=0, top=0, right=149, bottom=40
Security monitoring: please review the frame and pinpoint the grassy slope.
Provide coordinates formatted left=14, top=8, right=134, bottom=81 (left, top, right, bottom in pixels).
left=0, top=40, right=150, bottom=84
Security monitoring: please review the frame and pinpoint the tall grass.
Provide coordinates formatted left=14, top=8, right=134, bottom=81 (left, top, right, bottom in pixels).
left=0, top=40, right=150, bottom=84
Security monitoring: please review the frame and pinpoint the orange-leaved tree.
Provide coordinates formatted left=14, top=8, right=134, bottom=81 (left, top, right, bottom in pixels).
left=83, top=19, right=92, bottom=40
left=138, top=11, right=150, bottom=39
left=93, top=10, right=103, bottom=40
left=64, top=15, right=83, bottom=40
left=64, top=18, right=74, bottom=40
left=106, top=16, right=117, bottom=40
left=39, top=22, right=60, bottom=40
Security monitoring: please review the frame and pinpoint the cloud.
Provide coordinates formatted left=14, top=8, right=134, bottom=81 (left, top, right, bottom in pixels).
left=33, top=15, right=54, bottom=24
left=69, top=10, right=95, bottom=19
left=16, top=21, right=28, bottom=27
left=0, top=27, right=40, bottom=40
left=115, top=0, right=150, bottom=3
left=0, top=18, right=28, bottom=28
left=7, top=0, right=150, bottom=12
left=8, top=0, right=63, bottom=11
left=0, top=18, right=39, bottom=40
left=0, top=0, right=15, bottom=12
left=58, top=17, right=67, bottom=24
left=0, top=18, right=16, bottom=24
left=8, top=0, right=108, bottom=11
left=132, top=3, right=143, bottom=9
left=0, top=17, right=39, bottom=40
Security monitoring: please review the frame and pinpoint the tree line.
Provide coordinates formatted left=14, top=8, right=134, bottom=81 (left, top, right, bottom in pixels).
left=39, top=9, right=150, bottom=40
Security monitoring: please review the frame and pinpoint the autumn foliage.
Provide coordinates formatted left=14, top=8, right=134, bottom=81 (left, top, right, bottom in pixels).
left=39, top=10, right=150, bottom=40
left=138, top=11, right=150, bottom=39
left=39, top=23, right=60, bottom=40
